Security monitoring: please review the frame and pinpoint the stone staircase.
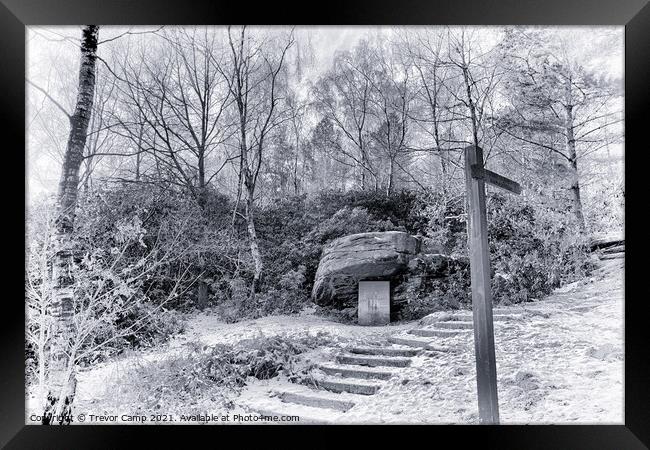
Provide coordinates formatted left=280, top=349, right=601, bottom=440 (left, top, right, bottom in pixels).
left=388, top=310, right=522, bottom=350
left=237, top=310, right=524, bottom=423
left=238, top=343, right=421, bottom=421
left=599, top=244, right=624, bottom=260
left=590, top=235, right=624, bottom=261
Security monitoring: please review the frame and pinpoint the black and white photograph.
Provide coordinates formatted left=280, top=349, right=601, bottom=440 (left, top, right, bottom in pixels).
left=24, top=24, right=625, bottom=426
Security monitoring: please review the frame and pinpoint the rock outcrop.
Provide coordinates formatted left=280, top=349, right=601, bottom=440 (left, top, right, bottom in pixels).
left=312, top=231, right=420, bottom=308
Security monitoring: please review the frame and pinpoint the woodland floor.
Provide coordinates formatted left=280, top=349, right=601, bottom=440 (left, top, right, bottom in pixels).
left=26, top=258, right=623, bottom=425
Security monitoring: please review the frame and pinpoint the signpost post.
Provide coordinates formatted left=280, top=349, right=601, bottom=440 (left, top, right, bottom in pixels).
left=463, top=145, right=522, bottom=425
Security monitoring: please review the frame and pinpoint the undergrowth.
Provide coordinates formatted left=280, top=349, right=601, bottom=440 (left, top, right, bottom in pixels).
left=93, top=332, right=337, bottom=415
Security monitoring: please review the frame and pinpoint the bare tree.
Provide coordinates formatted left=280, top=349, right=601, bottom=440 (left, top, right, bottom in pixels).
left=216, top=26, right=294, bottom=294
left=113, top=28, right=235, bottom=204
left=366, top=44, right=414, bottom=194
left=109, top=29, right=236, bottom=307
left=44, top=25, right=99, bottom=425
left=25, top=204, right=56, bottom=403
left=312, top=41, right=378, bottom=190
left=446, top=28, right=502, bottom=153
left=287, top=93, right=308, bottom=195
left=79, top=67, right=120, bottom=192
left=400, top=29, right=461, bottom=196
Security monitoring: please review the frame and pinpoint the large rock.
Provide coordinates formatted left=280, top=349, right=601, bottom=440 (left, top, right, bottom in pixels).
left=311, top=231, right=421, bottom=308
left=392, top=253, right=470, bottom=312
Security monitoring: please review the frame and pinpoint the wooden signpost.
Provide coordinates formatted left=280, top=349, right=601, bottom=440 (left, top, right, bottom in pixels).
left=463, top=145, right=522, bottom=425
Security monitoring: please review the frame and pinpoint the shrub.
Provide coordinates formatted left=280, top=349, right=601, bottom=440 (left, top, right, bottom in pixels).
left=26, top=191, right=197, bottom=372
left=108, top=332, right=337, bottom=413
left=396, top=265, right=471, bottom=321
left=75, top=184, right=244, bottom=311
left=313, top=305, right=358, bottom=324
left=397, top=191, right=595, bottom=316
left=256, top=265, right=308, bottom=316
left=117, top=306, right=186, bottom=349
left=214, top=278, right=251, bottom=323
left=27, top=182, right=598, bottom=338
left=487, top=193, right=595, bottom=303
left=253, top=188, right=596, bottom=321
left=199, top=333, right=334, bottom=386
left=306, top=206, right=400, bottom=245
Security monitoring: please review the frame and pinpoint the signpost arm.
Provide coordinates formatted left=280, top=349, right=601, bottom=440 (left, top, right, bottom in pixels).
left=464, top=145, right=500, bottom=424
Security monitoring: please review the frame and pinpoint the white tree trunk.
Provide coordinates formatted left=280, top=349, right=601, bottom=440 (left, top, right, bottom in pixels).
left=43, top=25, right=99, bottom=425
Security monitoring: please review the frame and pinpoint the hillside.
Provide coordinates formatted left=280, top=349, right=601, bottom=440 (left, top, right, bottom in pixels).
left=26, top=257, right=622, bottom=425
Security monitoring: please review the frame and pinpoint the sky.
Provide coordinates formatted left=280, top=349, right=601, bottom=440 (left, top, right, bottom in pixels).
left=25, top=26, right=624, bottom=203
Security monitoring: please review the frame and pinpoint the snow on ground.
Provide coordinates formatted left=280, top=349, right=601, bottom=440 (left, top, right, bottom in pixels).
left=355, top=258, right=623, bottom=424
left=178, top=307, right=415, bottom=347
left=26, top=310, right=414, bottom=423
left=233, top=259, right=624, bottom=424
left=26, top=259, right=623, bottom=424
left=346, top=261, right=623, bottom=424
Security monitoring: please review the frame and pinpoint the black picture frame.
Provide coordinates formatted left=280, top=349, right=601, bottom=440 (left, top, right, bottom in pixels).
left=3, top=0, right=649, bottom=447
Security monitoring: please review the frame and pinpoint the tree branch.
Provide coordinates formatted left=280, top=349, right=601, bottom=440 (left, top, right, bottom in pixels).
left=26, top=78, right=71, bottom=119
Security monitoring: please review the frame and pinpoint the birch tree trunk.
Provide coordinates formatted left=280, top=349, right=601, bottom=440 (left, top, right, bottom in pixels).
left=564, top=83, right=586, bottom=230
left=245, top=189, right=264, bottom=294
left=360, top=143, right=368, bottom=190
left=222, top=26, right=293, bottom=296
left=197, top=144, right=208, bottom=308
left=43, top=25, right=99, bottom=425
left=566, top=112, right=586, bottom=230
left=387, top=156, right=395, bottom=195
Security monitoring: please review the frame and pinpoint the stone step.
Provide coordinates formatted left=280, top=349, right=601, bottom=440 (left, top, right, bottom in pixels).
left=276, top=390, right=355, bottom=412
left=494, top=309, right=523, bottom=315
left=590, top=236, right=624, bottom=251
left=315, top=376, right=380, bottom=395
left=568, top=305, right=597, bottom=313
left=435, top=321, right=474, bottom=329
left=336, top=354, right=411, bottom=368
left=387, top=334, right=455, bottom=353
left=349, top=346, right=420, bottom=357
left=600, top=252, right=624, bottom=260
left=388, top=334, right=432, bottom=348
left=602, top=244, right=624, bottom=254
left=318, top=364, right=394, bottom=380
left=425, top=343, right=455, bottom=353
left=446, top=313, right=517, bottom=322
left=410, top=328, right=472, bottom=338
